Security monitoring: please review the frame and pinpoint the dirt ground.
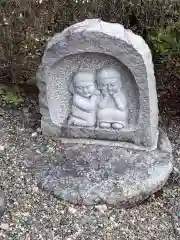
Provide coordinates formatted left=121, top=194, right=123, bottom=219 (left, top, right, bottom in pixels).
left=0, top=100, right=179, bottom=240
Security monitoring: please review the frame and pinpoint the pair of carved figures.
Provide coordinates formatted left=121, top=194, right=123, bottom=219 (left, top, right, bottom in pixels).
left=68, top=67, right=128, bottom=129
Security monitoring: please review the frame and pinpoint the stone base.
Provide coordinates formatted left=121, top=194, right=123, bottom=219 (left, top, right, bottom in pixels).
left=37, top=130, right=173, bottom=206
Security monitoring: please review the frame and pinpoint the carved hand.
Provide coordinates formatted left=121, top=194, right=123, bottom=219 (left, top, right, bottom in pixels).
left=98, top=94, right=109, bottom=108
left=113, top=92, right=127, bottom=110
left=112, top=89, right=120, bottom=96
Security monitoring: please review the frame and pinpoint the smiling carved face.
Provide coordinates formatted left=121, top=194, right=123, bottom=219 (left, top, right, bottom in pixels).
left=97, top=67, right=122, bottom=95
left=73, top=71, right=96, bottom=98
left=99, top=77, right=122, bottom=95
left=75, top=81, right=96, bottom=98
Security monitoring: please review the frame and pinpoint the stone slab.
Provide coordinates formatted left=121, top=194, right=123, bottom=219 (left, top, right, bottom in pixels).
left=35, top=129, right=172, bottom=206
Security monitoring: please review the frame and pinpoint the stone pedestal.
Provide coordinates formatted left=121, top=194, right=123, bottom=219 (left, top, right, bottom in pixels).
left=37, top=130, right=172, bottom=206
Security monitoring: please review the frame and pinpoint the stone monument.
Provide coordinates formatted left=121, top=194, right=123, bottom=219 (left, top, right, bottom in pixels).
left=37, top=19, right=173, bottom=205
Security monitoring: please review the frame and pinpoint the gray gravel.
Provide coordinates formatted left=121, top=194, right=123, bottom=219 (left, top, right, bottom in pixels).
left=0, top=105, right=179, bottom=240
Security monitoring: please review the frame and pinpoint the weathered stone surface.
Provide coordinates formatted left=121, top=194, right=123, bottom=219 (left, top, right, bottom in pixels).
left=36, top=130, right=172, bottom=206
left=37, top=19, right=158, bottom=149
left=36, top=19, right=172, bottom=206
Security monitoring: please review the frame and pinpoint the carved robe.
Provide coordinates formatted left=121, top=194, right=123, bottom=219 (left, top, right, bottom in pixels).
left=70, top=94, right=98, bottom=126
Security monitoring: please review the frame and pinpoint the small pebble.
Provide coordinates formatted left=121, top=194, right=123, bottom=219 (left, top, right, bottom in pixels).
left=14, top=201, right=19, bottom=206
left=35, top=149, right=41, bottom=154
left=32, top=186, right=39, bottom=193
left=31, top=132, right=38, bottom=138
left=0, top=145, right=5, bottom=151
left=36, top=128, right=42, bottom=134
left=95, top=204, right=107, bottom=213
left=0, top=223, right=9, bottom=231
left=68, top=206, right=77, bottom=214
left=22, top=212, right=30, bottom=217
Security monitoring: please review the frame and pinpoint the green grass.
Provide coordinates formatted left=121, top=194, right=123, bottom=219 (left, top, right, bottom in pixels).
left=0, top=90, right=23, bottom=107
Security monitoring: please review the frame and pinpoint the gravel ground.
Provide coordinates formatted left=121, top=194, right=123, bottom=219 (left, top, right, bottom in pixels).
left=0, top=102, right=179, bottom=240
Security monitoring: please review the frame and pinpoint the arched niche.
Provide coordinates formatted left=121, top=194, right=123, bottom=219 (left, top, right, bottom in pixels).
left=38, top=19, right=158, bottom=148
left=46, top=52, right=139, bottom=129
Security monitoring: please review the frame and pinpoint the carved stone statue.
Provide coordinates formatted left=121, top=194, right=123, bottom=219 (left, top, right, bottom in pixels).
left=37, top=19, right=173, bottom=207
left=97, top=67, right=128, bottom=129
left=68, top=70, right=99, bottom=127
